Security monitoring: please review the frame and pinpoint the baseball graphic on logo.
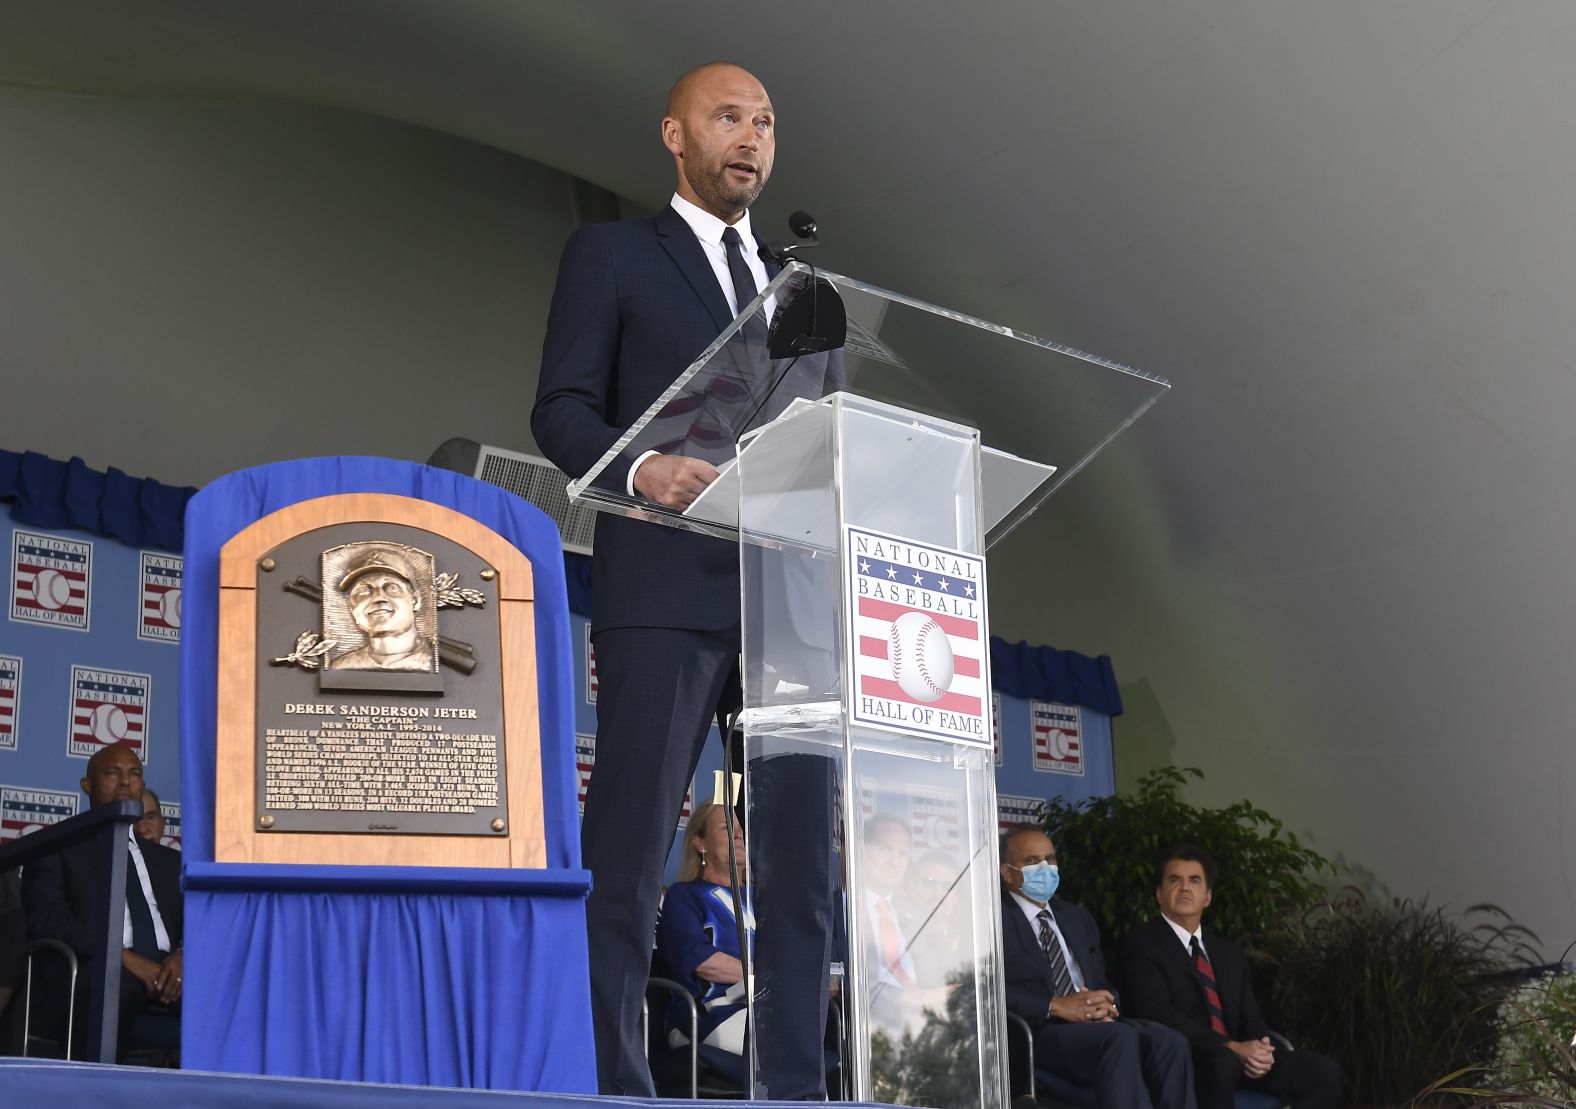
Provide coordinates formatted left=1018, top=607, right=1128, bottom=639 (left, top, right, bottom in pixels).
left=159, top=588, right=183, bottom=628
left=31, top=568, right=71, bottom=610
left=1049, top=729, right=1071, bottom=759
left=90, top=703, right=129, bottom=744
left=889, top=611, right=954, bottom=702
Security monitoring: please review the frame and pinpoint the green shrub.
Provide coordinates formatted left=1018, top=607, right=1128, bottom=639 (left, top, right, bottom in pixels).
left=1497, top=970, right=1576, bottom=1101
left=1263, top=891, right=1539, bottom=1107
left=1039, top=765, right=1332, bottom=953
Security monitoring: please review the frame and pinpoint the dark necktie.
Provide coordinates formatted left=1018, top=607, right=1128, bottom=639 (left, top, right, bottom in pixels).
left=1191, top=935, right=1229, bottom=1036
left=125, top=845, right=161, bottom=958
left=720, top=226, right=767, bottom=342
left=1036, top=908, right=1076, bottom=997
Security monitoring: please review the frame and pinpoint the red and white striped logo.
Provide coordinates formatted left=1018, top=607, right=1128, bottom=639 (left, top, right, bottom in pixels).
left=138, top=552, right=182, bottom=643
left=585, top=626, right=599, bottom=705
left=575, top=733, right=595, bottom=814
left=992, top=692, right=1003, bottom=766
left=11, top=529, right=92, bottom=631
left=1, top=785, right=78, bottom=840
left=0, top=655, right=19, bottom=751
left=846, top=526, right=990, bottom=746
left=69, top=665, right=151, bottom=761
left=996, top=793, right=1044, bottom=835
left=1031, top=700, right=1083, bottom=776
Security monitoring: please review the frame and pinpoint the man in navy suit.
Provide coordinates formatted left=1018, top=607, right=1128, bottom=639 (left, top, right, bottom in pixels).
left=531, top=62, right=839, bottom=1098
left=1118, top=845, right=1341, bottom=1109
left=23, top=742, right=183, bottom=1056
left=999, top=823, right=1195, bottom=1109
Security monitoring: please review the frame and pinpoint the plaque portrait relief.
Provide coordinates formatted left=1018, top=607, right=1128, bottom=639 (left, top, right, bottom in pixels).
left=323, top=544, right=439, bottom=674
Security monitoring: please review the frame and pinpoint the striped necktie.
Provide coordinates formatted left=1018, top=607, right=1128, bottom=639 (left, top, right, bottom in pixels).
left=1036, top=909, right=1076, bottom=997
left=1191, top=935, right=1229, bottom=1036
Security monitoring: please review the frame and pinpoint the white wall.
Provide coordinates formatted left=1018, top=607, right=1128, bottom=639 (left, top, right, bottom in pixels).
left=0, top=86, right=574, bottom=488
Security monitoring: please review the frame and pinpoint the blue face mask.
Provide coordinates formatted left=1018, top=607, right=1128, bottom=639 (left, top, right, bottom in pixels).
left=1017, top=861, right=1060, bottom=902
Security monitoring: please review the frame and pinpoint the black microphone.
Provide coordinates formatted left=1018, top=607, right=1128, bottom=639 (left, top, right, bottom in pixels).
left=757, top=210, right=821, bottom=266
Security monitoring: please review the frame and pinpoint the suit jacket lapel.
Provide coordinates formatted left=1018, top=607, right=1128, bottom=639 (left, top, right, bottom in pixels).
left=1153, top=919, right=1216, bottom=1015
left=655, top=204, right=733, bottom=334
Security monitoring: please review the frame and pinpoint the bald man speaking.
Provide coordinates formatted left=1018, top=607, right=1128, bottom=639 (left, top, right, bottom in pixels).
left=532, top=62, right=842, bottom=1097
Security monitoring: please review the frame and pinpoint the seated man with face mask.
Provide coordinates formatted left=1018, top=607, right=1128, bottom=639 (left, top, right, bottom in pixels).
left=999, top=823, right=1195, bottom=1109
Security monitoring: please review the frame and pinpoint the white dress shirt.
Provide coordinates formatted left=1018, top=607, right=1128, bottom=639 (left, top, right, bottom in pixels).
left=125, top=824, right=173, bottom=954
left=1009, top=889, right=1085, bottom=991
left=626, top=194, right=778, bottom=496
left=1162, top=912, right=1208, bottom=958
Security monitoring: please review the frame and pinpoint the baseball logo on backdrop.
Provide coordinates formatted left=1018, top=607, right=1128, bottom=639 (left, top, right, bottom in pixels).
left=575, top=733, right=595, bottom=814
left=0, top=785, right=78, bottom=840
left=68, top=665, right=151, bottom=761
left=996, top=793, right=1044, bottom=835
left=909, top=785, right=962, bottom=851
left=1031, top=700, right=1084, bottom=776
left=844, top=526, right=990, bottom=746
left=158, top=801, right=183, bottom=849
left=585, top=625, right=599, bottom=705
left=138, top=551, right=183, bottom=643
left=677, top=786, right=693, bottom=833
left=11, top=529, right=92, bottom=631
left=0, top=654, right=20, bottom=752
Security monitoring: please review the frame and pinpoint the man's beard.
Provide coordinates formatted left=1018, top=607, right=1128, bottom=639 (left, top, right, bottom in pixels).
left=687, top=157, right=766, bottom=216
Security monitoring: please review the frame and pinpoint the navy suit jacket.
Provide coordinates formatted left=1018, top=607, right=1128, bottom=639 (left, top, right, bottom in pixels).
left=531, top=204, right=841, bottom=635
left=1000, top=889, right=1113, bottom=1026
left=1116, top=915, right=1269, bottom=1048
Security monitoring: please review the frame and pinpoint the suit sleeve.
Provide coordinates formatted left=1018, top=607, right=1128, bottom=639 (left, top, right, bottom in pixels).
left=1060, top=901, right=1117, bottom=1002
left=530, top=226, right=633, bottom=490
left=1224, top=941, right=1269, bottom=1041
left=21, top=848, right=97, bottom=957
left=1118, top=930, right=1228, bottom=1050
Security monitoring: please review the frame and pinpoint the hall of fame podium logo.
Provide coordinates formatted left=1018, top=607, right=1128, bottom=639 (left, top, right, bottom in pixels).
left=68, top=665, right=151, bottom=761
left=996, top=793, right=1045, bottom=835
left=1031, top=700, right=1083, bottom=776
left=139, top=552, right=183, bottom=643
left=844, top=526, right=990, bottom=747
left=1, top=785, right=78, bottom=840
left=11, top=529, right=92, bottom=631
left=0, top=655, right=20, bottom=751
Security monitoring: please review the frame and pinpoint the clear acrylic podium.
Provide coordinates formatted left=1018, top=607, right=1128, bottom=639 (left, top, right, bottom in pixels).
left=570, top=263, right=1167, bottom=1106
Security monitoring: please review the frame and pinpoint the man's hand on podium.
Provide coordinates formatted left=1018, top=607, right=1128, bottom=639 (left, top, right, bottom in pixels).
left=633, top=454, right=720, bottom=510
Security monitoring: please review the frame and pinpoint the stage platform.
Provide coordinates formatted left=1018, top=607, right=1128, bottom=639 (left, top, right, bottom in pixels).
left=0, top=1058, right=896, bottom=1108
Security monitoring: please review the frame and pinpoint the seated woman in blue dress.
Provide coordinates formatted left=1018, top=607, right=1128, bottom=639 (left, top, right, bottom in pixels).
left=656, top=800, right=754, bottom=1063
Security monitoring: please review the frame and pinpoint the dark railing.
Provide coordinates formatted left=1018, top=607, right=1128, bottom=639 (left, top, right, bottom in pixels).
left=0, top=798, right=143, bottom=1062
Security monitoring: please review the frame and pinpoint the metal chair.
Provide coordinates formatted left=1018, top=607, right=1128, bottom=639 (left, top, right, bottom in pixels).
left=21, top=939, right=77, bottom=1059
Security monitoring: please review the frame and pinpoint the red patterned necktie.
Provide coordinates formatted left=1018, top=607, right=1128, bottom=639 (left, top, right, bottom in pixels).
left=1191, top=935, right=1229, bottom=1036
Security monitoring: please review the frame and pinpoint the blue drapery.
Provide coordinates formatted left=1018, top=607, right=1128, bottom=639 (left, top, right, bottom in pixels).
left=0, top=448, right=195, bottom=551
left=179, top=457, right=594, bottom=1092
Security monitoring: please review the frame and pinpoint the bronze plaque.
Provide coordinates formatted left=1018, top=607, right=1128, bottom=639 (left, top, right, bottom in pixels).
left=254, top=522, right=506, bottom=836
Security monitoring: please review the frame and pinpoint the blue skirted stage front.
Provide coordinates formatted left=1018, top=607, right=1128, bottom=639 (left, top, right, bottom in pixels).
left=0, top=1059, right=900, bottom=1108
left=178, top=457, right=594, bottom=1093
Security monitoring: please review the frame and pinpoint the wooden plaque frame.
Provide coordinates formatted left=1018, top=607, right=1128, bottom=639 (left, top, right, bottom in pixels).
left=215, top=493, right=545, bottom=868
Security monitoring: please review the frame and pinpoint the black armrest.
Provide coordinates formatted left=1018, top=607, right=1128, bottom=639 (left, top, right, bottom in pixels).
left=1004, top=1010, right=1036, bottom=1101
left=646, top=975, right=700, bottom=1098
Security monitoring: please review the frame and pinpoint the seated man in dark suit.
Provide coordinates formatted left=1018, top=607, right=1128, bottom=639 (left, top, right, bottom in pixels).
left=1118, top=844, right=1341, bottom=1109
left=999, top=823, right=1195, bottom=1109
left=22, top=742, right=183, bottom=1055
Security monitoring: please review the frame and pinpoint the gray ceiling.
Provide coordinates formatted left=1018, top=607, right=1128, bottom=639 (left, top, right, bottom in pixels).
left=5, top=2, right=1574, bottom=952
